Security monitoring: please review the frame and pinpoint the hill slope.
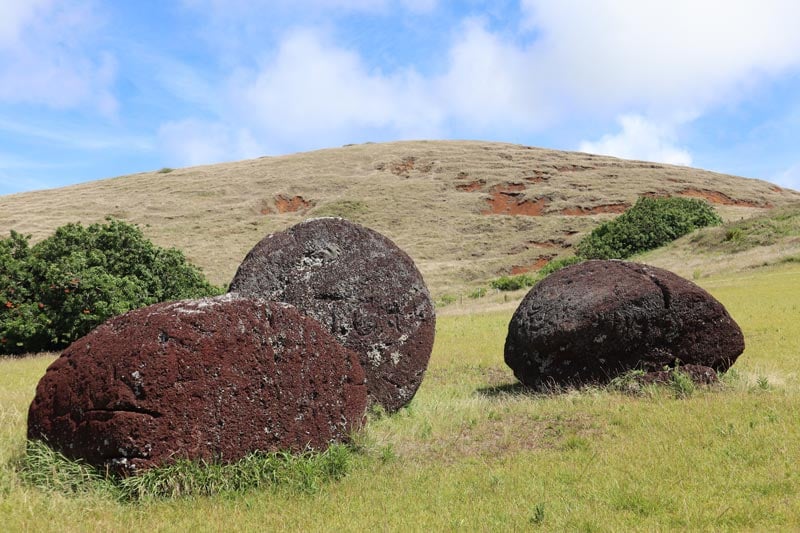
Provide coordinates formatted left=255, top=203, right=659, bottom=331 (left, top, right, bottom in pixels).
left=2, top=140, right=798, bottom=296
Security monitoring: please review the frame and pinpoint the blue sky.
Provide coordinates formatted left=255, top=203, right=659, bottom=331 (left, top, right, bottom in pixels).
left=2, top=0, right=800, bottom=195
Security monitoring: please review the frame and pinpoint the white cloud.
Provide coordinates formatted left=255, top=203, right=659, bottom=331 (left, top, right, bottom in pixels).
left=0, top=118, right=153, bottom=151
left=521, top=0, right=800, bottom=115
left=0, top=1, right=117, bottom=114
left=157, top=119, right=263, bottom=167
left=0, top=0, right=51, bottom=46
left=433, top=19, right=549, bottom=130
left=579, top=115, right=693, bottom=166
left=160, top=2, right=800, bottom=165
left=231, top=29, right=443, bottom=150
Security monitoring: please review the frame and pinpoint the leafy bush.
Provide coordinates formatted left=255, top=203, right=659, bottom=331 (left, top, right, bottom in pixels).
left=1, top=218, right=221, bottom=355
left=489, top=273, right=536, bottom=291
left=576, top=197, right=722, bottom=260
left=467, top=287, right=487, bottom=299
left=538, top=255, right=583, bottom=277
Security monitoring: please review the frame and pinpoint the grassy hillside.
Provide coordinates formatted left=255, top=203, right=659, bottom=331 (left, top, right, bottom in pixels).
left=1, top=140, right=798, bottom=296
left=2, top=263, right=799, bottom=531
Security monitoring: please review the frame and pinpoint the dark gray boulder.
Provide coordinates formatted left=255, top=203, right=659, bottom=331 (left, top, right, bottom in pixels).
left=504, top=260, right=744, bottom=389
left=229, top=218, right=435, bottom=412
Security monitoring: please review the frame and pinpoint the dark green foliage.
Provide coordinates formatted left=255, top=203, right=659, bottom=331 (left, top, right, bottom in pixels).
left=490, top=256, right=584, bottom=292
left=490, top=273, right=537, bottom=291
left=537, top=255, right=583, bottom=277
left=18, top=439, right=353, bottom=500
left=576, top=197, right=722, bottom=260
left=0, top=218, right=221, bottom=355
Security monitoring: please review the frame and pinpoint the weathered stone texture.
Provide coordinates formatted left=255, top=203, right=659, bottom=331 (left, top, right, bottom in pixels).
left=229, top=218, right=435, bottom=412
left=28, top=294, right=366, bottom=474
left=504, top=260, right=744, bottom=389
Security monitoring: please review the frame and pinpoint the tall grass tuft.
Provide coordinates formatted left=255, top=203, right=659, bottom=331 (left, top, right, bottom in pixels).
left=17, top=439, right=354, bottom=501
left=17, top=440, right=114, bottom=496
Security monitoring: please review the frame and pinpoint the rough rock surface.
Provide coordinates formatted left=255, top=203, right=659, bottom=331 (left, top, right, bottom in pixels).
left=504, top=260, right=744, bottom=389
left=229, top=218, right=435, bottom=412
left=27, top=294, right=366, bottom=475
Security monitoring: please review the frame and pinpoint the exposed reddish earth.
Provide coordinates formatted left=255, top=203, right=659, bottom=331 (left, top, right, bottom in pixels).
left=456, top=180, right=485, bottom=192
left=482, top=192, right=548, bottom=216
left=274, top=195, right=314, bottom=213
left=510, top=256, right=555, bottom=275
left=28, top=295, right=367, bottom=475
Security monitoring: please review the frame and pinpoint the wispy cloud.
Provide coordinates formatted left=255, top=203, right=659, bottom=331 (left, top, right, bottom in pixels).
left=0, top=0, right=117, bottom=115
left=0, top=119, right=153, bottom=151
left=579, top=115, right=693, bottom=166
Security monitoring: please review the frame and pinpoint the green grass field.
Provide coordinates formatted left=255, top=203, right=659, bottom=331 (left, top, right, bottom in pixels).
left=2, top=264, right=799, bottom=532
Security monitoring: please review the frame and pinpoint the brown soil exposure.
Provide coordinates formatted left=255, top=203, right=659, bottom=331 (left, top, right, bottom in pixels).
left=273, top=195, right=313, bottom=213
left=504, top=260, right=745, bottom=390
left=558, top=203, right=629, bottom=216
left=483, top=184, right=548, bottom=216
left=390, top=156, right=416, bottom=175
left=510, top=256, right=555, bottom=275
left=679, top=188, right=769, bottom=208
left=456, top=180, right=485, bottom=192
left=229, top=218, right=436, bottom=413
left=27, top=295, right=367, bottom=475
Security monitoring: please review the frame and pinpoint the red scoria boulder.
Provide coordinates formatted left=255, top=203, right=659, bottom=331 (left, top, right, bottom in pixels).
left=504, top=260, right=744, bottom=389
left=27, top=294, right=366, bottom=475
left=229, top=218, right=436, bottom=413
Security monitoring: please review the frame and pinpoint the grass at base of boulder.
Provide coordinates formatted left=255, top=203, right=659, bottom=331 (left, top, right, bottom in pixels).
left=18, top=439, right=355, bottom=501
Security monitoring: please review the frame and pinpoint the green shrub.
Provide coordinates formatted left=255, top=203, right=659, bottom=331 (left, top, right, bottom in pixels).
left=538, top=255, right=583, bottom=277
left=435, top=294, right=457, bottom=307
left=576, top=197, right=722, bottom=260
left=0, top=218, right=222, bottom=355
left=490, top=273, right=536, bottom=291
left=467, top=287, right=487, bottom=299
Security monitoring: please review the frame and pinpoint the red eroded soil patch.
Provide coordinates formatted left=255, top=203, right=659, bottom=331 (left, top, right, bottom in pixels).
left=559, top=203, right=629, bottom=216
left=678, top=189, right=769, bottom=208
left=483, top=192, right=548, bottom=216
left=511, top=256, right=555, bottom=275
left=273, top=195, right=313, bottom=213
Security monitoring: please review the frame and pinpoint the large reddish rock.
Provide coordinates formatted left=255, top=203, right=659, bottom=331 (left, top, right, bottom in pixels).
left=27, top=294, right=366, bottom=475
left=229, top=218, right=435, bottom=412
left=504, top=260, right=744, bottom=389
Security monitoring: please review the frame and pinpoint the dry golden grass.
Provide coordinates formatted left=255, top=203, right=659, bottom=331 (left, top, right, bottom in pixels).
left=2, top=140, right=798, bottom=296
